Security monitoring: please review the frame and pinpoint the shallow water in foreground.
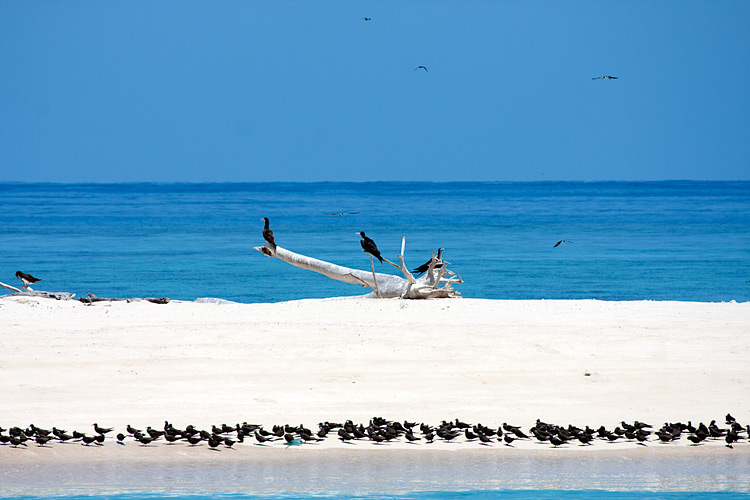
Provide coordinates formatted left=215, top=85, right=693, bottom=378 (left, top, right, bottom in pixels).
left=6, top=492, right=750, bottom=500
left=2, top=450, right=749, bottom=498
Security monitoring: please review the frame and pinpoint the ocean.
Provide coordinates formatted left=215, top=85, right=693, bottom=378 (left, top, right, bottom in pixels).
left=2, top=182, right=750, bottom=496
left=1, top=181, right=748, bottom=303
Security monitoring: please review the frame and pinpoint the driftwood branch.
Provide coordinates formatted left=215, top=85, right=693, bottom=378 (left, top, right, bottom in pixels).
left=79, top=293, right=170, bottom=305
left=0, top=281, right=22, bottom=293
left=345, top=273, right=378, bottom=293
left=254, top=240, right=461, bottom=299
left=1, top=281, right=75, bottom=300
left=4, top=290, right=76, bottom=300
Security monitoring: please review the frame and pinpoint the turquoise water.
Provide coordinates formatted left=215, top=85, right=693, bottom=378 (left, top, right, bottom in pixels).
left=2, top=448, right=749, bottom=498
left=1, top=181, right=749, bottom=303
left=2, top=182, right=749, bottom=500
left=8, top=493, right=750, bottom=500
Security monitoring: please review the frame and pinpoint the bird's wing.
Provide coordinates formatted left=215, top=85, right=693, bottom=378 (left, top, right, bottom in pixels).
left=554, top=241, right=562, bottom=247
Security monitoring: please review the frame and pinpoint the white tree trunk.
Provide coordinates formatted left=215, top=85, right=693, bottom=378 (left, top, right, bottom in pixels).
left=254, top=242, right=462, bottom=299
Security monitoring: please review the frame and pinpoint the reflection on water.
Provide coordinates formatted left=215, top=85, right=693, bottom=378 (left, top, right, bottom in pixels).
left=1, top=450, right=749, bottom=497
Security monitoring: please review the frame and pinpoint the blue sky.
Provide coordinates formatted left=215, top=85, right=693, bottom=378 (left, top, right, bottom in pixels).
left=1, top=0, right=748, bottom=182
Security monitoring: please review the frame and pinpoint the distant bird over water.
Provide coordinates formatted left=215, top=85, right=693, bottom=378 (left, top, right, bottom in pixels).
left=358, top=232, right=384, bottom=264
left=362, top=17, right=371, bottom=21
left=325, top=212, right=360, bottom=216
left=415, top=65, right=428, bottom=72
left=592, top=75, right=618, bottom=80
left=261, top=218, right=276, bottom=250
left=15, top=271, right=41, bottom=289
left=553, top=240, right=572, bottom=248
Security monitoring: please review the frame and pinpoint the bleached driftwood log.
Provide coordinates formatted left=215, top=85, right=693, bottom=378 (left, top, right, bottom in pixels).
left=3, top=290, right=76, bottom=301
left=78, top=293, right=170, bottom=305
left=0, top=281, right=22, bottom=293
left=1, top=281, right=75, bottom=300
left=254, top=241, right=462, bottom=299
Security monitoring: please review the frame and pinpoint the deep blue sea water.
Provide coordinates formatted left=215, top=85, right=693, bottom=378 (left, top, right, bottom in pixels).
left=2, top=184, right=749, bottom=499
left=1, top=181, right=748, bottom=303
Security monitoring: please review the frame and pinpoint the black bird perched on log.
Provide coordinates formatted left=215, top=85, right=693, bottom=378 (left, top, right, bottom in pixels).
left=261, top=218, right=276, bottom=250
left=15, top=271, right=41, bottom=289
left=358, top=232, right=383, bottom=263
left=412, top=248, right=444, bottom=276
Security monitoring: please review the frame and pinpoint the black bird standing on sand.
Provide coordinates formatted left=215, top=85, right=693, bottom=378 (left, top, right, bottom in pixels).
left=93, top=423, right=113, bottom=435
left=358, top=232, right=383, bottom=263
left=412, top=248, right=444, bottom=276
left=15, top=271, right=41, bottom=289
left=261, top=218, right=276, bottom=250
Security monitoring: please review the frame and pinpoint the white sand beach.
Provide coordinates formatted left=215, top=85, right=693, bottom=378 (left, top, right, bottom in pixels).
left=1, top=295, right=748, bottom=461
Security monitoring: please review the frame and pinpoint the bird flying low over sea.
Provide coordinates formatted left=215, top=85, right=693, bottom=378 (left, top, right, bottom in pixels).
left=15, top=271, right=41, bottom=289
left=261, top=218, right=276, bottom=250
left=325, top=211, right=360, bottom=216
left=592, top=75, right=618, bottom=80
left=358, top=232, right=384, bottom=263
left=415, top=66, right=428, bottom=72
left=362, top=17, right=371, bottom=21
left=553, top=240, right=572, bottom=248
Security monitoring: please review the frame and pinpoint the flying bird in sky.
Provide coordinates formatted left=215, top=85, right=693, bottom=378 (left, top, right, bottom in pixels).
left=362, top=17, right=372, bottom=21
left=325, top=211, right=360, bottom=216
left=415, top=66, right=428, bottom=72
left=553, top=240, right=572, bottom=248
left=592, top=75, right=618, bottom=80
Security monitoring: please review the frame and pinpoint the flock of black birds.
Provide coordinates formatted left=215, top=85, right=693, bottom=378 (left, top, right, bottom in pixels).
left=361, top=15, right=618, bottom=80
left=2, top=414, right=747, bottom=451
